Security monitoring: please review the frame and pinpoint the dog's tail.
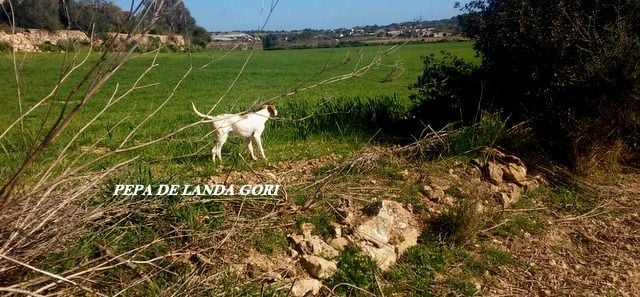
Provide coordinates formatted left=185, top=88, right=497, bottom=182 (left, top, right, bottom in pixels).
left=191, top=102, right=215, bottom=122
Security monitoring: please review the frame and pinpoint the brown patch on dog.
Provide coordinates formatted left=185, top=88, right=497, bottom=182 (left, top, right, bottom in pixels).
left=239, top=114, right=249, bottom=120
left=265, top=105, right=277, bottom=118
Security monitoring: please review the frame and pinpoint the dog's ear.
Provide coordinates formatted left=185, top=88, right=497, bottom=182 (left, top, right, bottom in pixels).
left=266, top=105, right=277, bottom=118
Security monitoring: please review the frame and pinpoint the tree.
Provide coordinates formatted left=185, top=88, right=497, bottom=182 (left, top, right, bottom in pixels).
left=413, top=0, right=640, bottom=168
left=262, top=33, right=279, bottom=49
left=65, top=0, right=131, bottom=34
left=190, top=25, right=211, bottom=48
left=12, top=0, right=62, bottom=30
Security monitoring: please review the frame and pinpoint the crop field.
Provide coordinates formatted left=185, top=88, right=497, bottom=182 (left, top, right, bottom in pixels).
left=0, top=42, right=476, bottom=183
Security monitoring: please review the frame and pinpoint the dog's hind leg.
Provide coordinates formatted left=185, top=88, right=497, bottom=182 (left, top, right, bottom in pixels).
left=214, top=132, right=228, bottom=162
left=246, top=138, right=257, bottom=160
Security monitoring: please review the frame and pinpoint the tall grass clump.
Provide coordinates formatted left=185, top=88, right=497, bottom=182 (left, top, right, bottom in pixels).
left=430, top=192, right=481, bottom=247
left=275, top=95, right=407, bottom=139
left=447, top=112, right=507, bottom=155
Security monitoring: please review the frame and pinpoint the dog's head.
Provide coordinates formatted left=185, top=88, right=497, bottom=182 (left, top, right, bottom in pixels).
left=263, top=104, right=278, bottom=118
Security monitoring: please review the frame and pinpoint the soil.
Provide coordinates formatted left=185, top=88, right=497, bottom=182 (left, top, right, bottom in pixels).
left=486, top=171, right=640, bottom=296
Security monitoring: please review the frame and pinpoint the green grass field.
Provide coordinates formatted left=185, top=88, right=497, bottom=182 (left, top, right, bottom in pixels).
left=0, top=42, right=476, bottom=183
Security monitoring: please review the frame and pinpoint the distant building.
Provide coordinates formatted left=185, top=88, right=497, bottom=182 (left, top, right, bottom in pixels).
left=208, top=32, right=261, bottom=50
left=210, top=33, right=259, bottom=42
left=387, top=30, right=402, bottom=37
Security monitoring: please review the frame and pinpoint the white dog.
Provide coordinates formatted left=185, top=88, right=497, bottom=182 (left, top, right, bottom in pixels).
left=192, top=102, right=278, bottom=162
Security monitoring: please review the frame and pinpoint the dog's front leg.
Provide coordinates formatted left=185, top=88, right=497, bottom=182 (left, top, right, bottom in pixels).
left=253, top=133, right=266, bottom=160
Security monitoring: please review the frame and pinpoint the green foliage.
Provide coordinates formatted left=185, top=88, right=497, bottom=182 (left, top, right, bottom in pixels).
left=191, top=26, right=211, bottom=48
left=253, top=229, right=288, bottom=255
left=430, top=194, right=481, bottom=247
left=294, top=211, right=336, bottom=239
left=447, top=112, right=506, bottom=155
left=2, top=0, right=207, bottom=48
left=448, top=277, right=478, bottom=296
left=410, top=51, right=481, bottom=129
left=0, top=41, right=12, bottom=52
left=327, top=245, right=380, bottom=296
left=384, top=235, right=445, bottom=296
left=65, top=0, right=132, bottom=34
left=483, top=247, right=514, bottom=266
left=494, top=215, right=543, bottom=238
left=262, top=34, right=279, bottom=50
left=37, top=41, right=65, bottom=52
left=167, top=202, right=223, bottom=233
left=276, top=95, right=407, bottom=139
left=12, top=0, right=62, bottom=31
left=460, top=0, right=640, bottom=166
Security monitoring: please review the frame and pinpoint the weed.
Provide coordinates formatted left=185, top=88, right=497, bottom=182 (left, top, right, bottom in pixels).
left=253, top=229, right=288, bottom=255
left=494, top=215, right=544, bottom=237
left=448, top=277, right=478, bottom=296
left=167, top=202, right=223, bottom=233
left=0, top=41, right=12, bottom=52
left=294, top=210, right=336, bottom=239
left=483, top=247, right=514, bottom=266
left=430, top=196, right=481, bottom=247
left=447, top=112, right=507, bottom=155
left=327, top=245, right=380, bottom=296
left=529, top=185, right=596, bottom=213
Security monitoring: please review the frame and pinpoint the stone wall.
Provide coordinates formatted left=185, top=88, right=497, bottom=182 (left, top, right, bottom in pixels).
left=0, top=29, right=186, bottom=52
left=107, top=33, right=185, bottom=49
left=0, top=29, right=90, bottom=52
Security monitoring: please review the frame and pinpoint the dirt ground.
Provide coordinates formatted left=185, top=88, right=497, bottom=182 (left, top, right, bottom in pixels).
left=486, top=171, right=640, bottom=296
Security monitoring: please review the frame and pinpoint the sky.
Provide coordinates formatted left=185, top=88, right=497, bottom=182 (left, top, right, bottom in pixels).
left=113, top=0, right=465, bottom=32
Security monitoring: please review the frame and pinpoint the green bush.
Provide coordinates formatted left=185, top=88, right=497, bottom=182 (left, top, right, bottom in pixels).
left=38, top=41, right=65, bottom=52
left=459, top=0, right=640, bottom=168
left=409, top=51, right=481, bottom=129
left=430, top=194, right=481, bottom=247
left=326, top=245, right=380, bottom=295
left=0, top=41, right=12, bottom=52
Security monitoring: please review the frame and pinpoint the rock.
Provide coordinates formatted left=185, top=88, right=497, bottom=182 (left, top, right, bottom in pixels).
left=497, top=183, right=522, bottom=208
left=521, top=179, right=540, bottom=192
left=355, top=200, right=419, bottom=270
left=245, top=250, right=277, bottom=279
left=290, top=278, right=322, bottom=297
left=485, top=161, right=504, bottom=185
left=290, top=234, right=339, bottom=260
left=502, top=162, right=527, bottom=184
left=287, top=247, right=299, bottom=259
left=300, top=255, right=337, bottom=279
left=421, top=185, right=445, bottom=202
left=442, top=195, right=455, bottom=207
left=420, top=185, right=433, bottom=196
left=330, top=222, right=342, bottom=238
left=329, top=237, right=350, bottom=251
left=301, top=223, right=315, bottom=239
left=482, top=147, right=525, bottom=167
left=392, top=226, right=421, bottom=255
left=357, top=241, right=397, bottom=271
left=398, top=169, right=410, bottom=180
left=338, top=208, right=355, bottom=225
